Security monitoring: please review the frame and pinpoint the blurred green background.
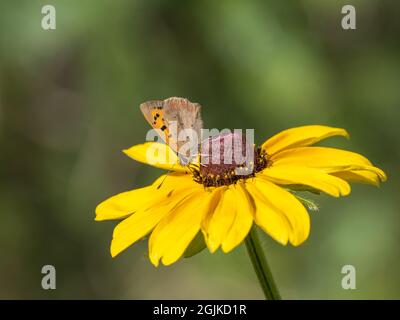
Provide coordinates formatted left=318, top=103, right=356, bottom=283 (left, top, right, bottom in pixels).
left=0, top=0, right=399, bottom=299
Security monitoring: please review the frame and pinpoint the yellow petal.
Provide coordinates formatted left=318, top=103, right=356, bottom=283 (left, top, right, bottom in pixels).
left=151, top=172, right=198, bottom=190
left=123, top=142, right=189, bottom=173
left=331, top=170, right=382, bottom=187
left=260, top=165, right=351, bottom=197
left=202, top=187, right=236, bottom=253
left=248, top=178, right=310, bottom=246
left=221, top=183, right=254, bottom=253
left=95, top=174, right=194, bottom=221
left=149, top=190, right=214, bottom=266
left=245, top=181, right=291, bottom=245
left=95, top=185, right=156, bottom=221
left=271, top=147, right=386, bottom=181
left=262, top=125, right=349, bottom=155
left=112, top=181, right=195, bottom=239
left=110, top=186, right=195, bottom=257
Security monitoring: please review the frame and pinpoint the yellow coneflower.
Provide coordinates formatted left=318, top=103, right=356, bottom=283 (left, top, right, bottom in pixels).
left=95, top=125, right=386, bottom=267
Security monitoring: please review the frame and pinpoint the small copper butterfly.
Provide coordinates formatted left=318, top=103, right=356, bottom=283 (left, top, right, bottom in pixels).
left=140, top=97, right=203, bottom=164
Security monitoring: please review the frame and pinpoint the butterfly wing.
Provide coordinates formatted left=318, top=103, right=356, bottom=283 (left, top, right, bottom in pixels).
left=140, top=97, right=204, bottom=162
left=140, top=100, right=171, bottom=145
left=163, top=97, right=203, bottom=159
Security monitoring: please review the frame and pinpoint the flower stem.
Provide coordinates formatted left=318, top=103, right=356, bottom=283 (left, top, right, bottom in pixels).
left=245, top=226, right=281, bottom=300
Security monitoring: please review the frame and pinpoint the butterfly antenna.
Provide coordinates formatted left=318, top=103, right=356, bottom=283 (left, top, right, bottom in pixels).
left=156, top=163, right=176, bottom=189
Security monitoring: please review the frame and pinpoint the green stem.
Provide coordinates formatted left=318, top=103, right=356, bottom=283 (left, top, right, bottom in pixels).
left=245, top=226, right=281, bottom=300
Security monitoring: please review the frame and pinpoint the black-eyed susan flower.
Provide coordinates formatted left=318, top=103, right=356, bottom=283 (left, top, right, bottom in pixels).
left=95, top=125, right=386, bottom=268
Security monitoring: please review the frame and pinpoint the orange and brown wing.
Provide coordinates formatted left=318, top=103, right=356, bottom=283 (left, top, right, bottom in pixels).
left=140, top=101, right=170, bottom=144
